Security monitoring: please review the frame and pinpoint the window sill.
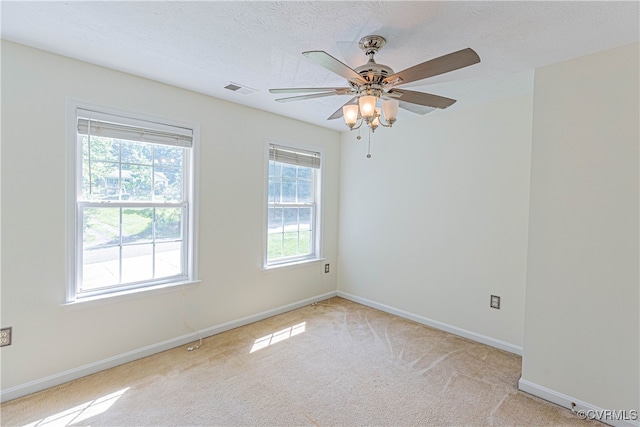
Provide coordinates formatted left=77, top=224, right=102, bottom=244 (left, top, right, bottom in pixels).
left=262, top=257, right=326, bottom=272
left=62, top=279, right=201, bottom=310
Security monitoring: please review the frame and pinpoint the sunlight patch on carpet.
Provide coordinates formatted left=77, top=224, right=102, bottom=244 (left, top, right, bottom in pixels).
left=250, top=322, right=306, bottom=353
left=23, top=387, right=130, bottom=426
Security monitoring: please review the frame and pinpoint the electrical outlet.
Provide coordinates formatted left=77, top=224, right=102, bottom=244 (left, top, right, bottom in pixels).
left=0, top=327, right=12, bottom=347
left=324, top=264, right=330, bottom=273
left=490, top=295, right=501, bottom=310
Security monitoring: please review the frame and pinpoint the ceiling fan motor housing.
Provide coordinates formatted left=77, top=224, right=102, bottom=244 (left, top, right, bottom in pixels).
left=353, top=35, right=395, bottom=96
left=354, top=62, right=394, bottom=83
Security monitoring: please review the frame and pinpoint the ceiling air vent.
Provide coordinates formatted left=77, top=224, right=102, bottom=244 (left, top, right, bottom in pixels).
left=224, top=82, right=257, bottom=95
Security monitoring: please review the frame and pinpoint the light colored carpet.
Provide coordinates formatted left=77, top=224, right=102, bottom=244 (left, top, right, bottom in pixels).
left=1, top=297, right=601, bottom=426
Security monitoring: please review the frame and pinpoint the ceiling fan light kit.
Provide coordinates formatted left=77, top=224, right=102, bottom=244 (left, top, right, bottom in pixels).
left=270, top=35, right=480, bottom=157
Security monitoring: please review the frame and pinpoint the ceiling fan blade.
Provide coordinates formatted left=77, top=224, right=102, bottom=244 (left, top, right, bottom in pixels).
left=381, top=91, right=402, bottom=99
left=388, top=89, right=456, bottom=109
left=384, top=48, right=480, bottom=87
left=303, top=51, right=366, bottom=85
left=398, top=101, right=436, bottom=115
left=270, top=87, right=352, bottom=94
left=327, top=97, right=358, bottom=120
left=275, top=92, right=339, bottom=103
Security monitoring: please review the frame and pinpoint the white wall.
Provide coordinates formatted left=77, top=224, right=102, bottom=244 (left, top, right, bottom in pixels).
left=337, top=93, right=533, bottom=349
left=0, top=41, right=340, bottom=394
left=522, top=43, right=639, bottom=413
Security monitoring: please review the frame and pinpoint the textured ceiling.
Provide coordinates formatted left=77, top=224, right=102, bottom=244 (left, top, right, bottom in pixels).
left=2, top=1, right=638, bottom=131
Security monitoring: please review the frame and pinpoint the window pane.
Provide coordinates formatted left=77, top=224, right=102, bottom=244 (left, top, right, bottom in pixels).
left=83, top=207, right=120, bottom=248
left=269, top=162, right=282, bottom=178
left=268, top=180, right=282, bottom=203
left=283, top=208, right=299, bottom=229
left=299, top=230, right=312, bottom=254
left=153, top=166, right=183, bottom=202
left=154, top=146, right=183, bottom=201
left=82, top=160, right=120, bottom=201
left=282, top=178, right=296, bottom=203
left=82, top=206, right=119, bottom=290
left=267, top=233, right=283, bottom=260
left=282, top=232, right=300, bottom=257
left=297, top=179, right=312, bottom=203
left=89, top=136, right=119, bottom=162
left=121, top=140, right=153, bottom=165
left=154, top=145, right=183, bottom=168
left=282, top=164, right=296, bottom=178
left=122, top=244, right=153, bottom=283
left=153, top=167, right=181, bottom=201
left=155, top=241, right=182, bottom=278
left=122, top=208, right=153, bottom=244
left=297, top=167, right=312, bottom=180
left=156, top=208, right=182, bottom=240
left=299, top=207, right=312, bottom=230
left=82, top=246, right=119, bottom=290
left=268, top=207, right=283, bottom=233
left=124, top=164, right=153, bottom=201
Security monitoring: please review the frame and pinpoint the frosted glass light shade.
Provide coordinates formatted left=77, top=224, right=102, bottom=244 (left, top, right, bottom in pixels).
left=371, top=108, right=381, bottom=127
left=382, top=99, right=399, bottom=122
left=343, top=104, right=359, bottom=126
left=358, top=95, right=377, bottom=119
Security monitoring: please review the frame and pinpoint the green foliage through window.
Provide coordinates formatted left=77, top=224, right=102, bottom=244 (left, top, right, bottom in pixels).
left=82, top=136, right=183, bottom=202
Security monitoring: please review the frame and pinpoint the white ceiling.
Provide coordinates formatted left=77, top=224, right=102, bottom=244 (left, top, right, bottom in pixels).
left=2, top=1, right=638, bottom=131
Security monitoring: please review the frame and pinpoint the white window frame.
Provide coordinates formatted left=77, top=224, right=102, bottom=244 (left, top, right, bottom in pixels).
left=264, top=139, right=323, bottom=268
left=66, top=100, right=199, bottom=303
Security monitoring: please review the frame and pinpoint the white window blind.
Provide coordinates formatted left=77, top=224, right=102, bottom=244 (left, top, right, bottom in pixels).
left=269, top=145, right=321, bottom=169
left=77, top=109, right=192, bottom=148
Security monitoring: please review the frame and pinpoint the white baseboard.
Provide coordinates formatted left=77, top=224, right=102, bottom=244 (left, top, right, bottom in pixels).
left=0, top=291, right=337, bottom=403
left=336, top=291, right=522, bottom=355
left=519, top=378, right=639, bottom=427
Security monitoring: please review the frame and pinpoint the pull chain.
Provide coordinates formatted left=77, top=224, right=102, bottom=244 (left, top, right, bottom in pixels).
left=366, top=127, right=372, bottom=158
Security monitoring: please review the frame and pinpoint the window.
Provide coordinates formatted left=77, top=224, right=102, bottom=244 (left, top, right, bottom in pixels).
left=266, top=143, right=321, bottom=266
left=68, top=105, right=197, bottom=301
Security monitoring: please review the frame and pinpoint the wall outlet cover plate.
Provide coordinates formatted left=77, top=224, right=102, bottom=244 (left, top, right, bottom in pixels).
left=490, top=295, right=501, bottom=309
left=0, top=327, right=12, bottom=347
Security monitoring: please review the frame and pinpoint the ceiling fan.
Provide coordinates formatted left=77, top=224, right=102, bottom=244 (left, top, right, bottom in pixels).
left=270, top=35, right=481, bottom=133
